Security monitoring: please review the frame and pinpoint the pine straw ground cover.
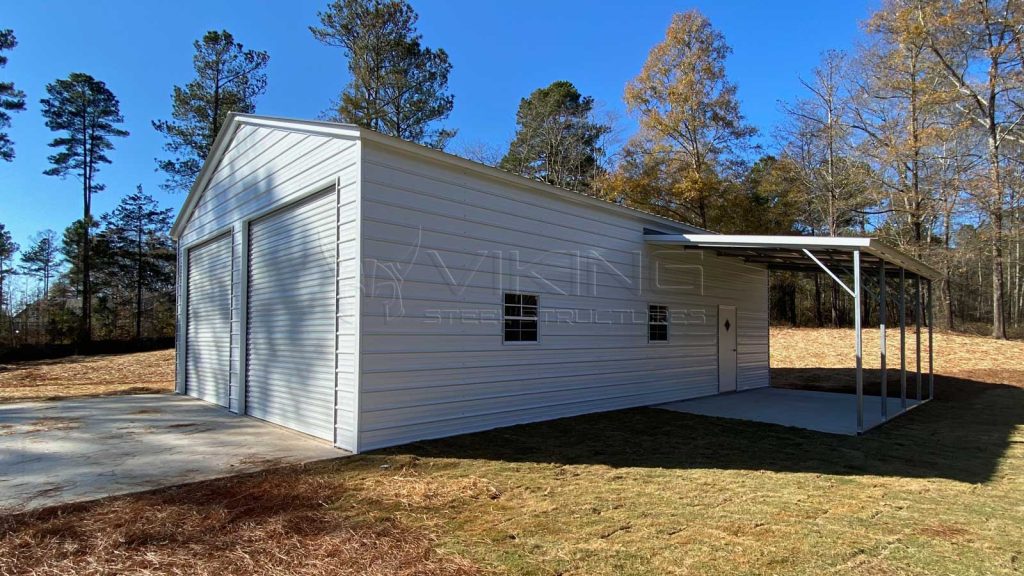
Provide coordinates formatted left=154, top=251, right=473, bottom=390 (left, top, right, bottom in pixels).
left=2, top=329, right=1023, bottom=575
left=0, top=349, right=174, bottom=403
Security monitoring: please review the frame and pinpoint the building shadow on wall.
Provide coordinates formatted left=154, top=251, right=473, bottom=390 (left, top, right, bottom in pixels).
left=388, top=368, right=1022, bottom=484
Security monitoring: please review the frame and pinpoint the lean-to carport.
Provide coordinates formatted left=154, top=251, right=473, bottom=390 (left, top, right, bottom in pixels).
left=646, top=234, right=942, bottom=434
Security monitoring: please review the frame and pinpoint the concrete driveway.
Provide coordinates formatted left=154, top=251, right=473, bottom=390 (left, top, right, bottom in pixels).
left=0, top=394, right=343, bottom=511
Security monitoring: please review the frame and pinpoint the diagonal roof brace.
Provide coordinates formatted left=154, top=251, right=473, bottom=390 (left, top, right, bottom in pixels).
left=803, top=249, right=855, bottom=297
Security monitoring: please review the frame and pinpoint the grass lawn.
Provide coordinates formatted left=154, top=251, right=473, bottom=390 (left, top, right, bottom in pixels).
left=1, top=329, right=1022, bottom=575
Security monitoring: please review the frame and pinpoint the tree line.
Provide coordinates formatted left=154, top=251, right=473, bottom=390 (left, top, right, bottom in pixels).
left=490, top=1, right=1024, bottom=340
left=0, top=0, right=460, bottom=354
left=1, top=0, right=1020, bottom=356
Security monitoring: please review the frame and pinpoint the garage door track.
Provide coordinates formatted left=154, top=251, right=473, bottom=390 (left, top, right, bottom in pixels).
left=0, top=394, right=343, bottom=511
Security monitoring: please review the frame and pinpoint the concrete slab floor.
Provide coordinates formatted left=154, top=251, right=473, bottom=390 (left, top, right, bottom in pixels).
left=657, top=387, right=924, bottom=435
left=0, top=394, right=344, bottom=512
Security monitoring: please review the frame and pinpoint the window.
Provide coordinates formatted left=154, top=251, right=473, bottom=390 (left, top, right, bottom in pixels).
left=648, top=304, right=669, bottom=342
left=504, top=292, right=538, bottom=343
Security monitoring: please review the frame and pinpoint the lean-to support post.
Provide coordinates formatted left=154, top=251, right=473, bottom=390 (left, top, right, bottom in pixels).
left=927, top=279, right=934, bottom=400
left=915, top=275, right=923, bottom=401
left=899, top=268, right=907, bottom=409
left=854, top=251, right=863, bottom=433
left=879, top=261, right=887, bottom=420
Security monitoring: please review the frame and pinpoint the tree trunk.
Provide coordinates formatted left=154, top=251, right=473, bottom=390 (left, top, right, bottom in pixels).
left=136, top=227, right=143, bottom=342
left=814, top=272, right=824, bottom=327
left=992, top=210, right=1007, bottom=339
left=988, top=135, right=1007, bottom=340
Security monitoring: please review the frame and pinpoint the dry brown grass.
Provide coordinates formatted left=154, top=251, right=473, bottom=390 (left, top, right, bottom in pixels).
left=0, top=349, right=174, bottom=403
left=770, top=327, right=1024, bottom=399
left=770, top=326, right=1024, bottom=375
left=0, top=461, right=483, bottom=576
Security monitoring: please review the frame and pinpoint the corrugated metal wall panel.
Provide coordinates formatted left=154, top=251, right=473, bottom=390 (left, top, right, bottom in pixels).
left=357, top=143, right=771, bottom=451
left=185, top=235, right=232, bottom=406
left=176, top=123, right=360, bottom=448
left=246, top=190, right=338, bottom=441
left=335, top=141, right=361, bottom=451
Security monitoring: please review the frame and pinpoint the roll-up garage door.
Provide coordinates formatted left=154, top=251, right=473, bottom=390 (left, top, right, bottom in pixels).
left=186, top=235, right=232, bottom=407
left=246, top=190, right=337, bottom=441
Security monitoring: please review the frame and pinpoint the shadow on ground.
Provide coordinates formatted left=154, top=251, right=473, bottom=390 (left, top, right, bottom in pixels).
left=389, top=369, right=1023, bottom=485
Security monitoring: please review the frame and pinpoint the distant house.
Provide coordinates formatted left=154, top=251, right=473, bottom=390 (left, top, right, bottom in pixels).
left=170, top=113, right=940, bottom=453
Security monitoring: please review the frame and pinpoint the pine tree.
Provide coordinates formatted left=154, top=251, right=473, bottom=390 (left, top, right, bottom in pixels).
left=154, top=30, right=269, bottom=192
left=19, top=230, right=60, bottom=299
left=0, top=223, right=18, bottom=341
left=499, top=81, right=611, bottom=192
left=41, top=73, right=129, bottom=347
left=311, top=0, right=455, bottom=147
left=19, top=230, right=60, bottom=342
left=0, top=29, right=27, bottom=162
left=102, top=186, right=175, bottom=341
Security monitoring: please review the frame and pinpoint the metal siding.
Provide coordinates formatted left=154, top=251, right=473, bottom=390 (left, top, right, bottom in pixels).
left=185, top=235, right=232, bottom=406
left=246, top=190, right=338, bottom=441
left=357, top=143, right=771, bottom=451
left=176, top=124, right=360, bottom=447
left=336, top=141, right=361, bottom=451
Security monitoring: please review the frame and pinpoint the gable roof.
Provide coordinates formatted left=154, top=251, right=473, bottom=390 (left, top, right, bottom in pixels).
left=170, top=113, right=706, bottom=240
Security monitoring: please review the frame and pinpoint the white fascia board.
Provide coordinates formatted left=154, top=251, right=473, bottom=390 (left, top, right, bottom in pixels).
left=646, top=234, right=873, bottom=251
left=646, top=234, right=941, bottom=281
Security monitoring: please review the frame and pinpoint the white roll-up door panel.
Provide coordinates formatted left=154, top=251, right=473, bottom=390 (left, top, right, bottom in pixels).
left=246, top=190, right=336, bottom=441
left=186, top=235, right=232, bottom=407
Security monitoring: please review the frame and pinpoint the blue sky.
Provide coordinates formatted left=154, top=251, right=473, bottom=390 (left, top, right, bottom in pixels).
left=0, top=0, right=876, bottom=250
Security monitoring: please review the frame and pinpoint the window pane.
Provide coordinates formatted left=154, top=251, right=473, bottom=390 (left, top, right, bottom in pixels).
left=649, top=305, right=667, bottom=324
left=504, top=293, right=538, bottom=342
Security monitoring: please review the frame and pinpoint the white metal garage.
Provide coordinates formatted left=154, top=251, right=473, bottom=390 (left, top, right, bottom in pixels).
left=171, top=113, right=939, bottom=453
left=184, top=234, right=232, bottom=407
left=244, top=190, right=338, bottom=440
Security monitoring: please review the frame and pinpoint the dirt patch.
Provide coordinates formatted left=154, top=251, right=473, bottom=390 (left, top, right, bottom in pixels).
left=921, top=522, right=973, bottom=542
left=0, top=349, right=174, bottom=404
left=0, top=463, right=482, bottom=576
left=352, top=463, right=504, bottom=508
left=0, top=417, right=81, bottom=436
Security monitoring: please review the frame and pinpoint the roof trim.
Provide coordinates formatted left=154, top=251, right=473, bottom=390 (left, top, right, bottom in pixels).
left=645, top=234, right=942, bottom=281
left=170, top=113, right=705, bottom=240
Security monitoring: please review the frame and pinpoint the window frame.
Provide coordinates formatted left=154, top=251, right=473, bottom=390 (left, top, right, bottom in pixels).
left=502, top=292, right=539, bottom=345
left=648, top=303, right=670, bottom=343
